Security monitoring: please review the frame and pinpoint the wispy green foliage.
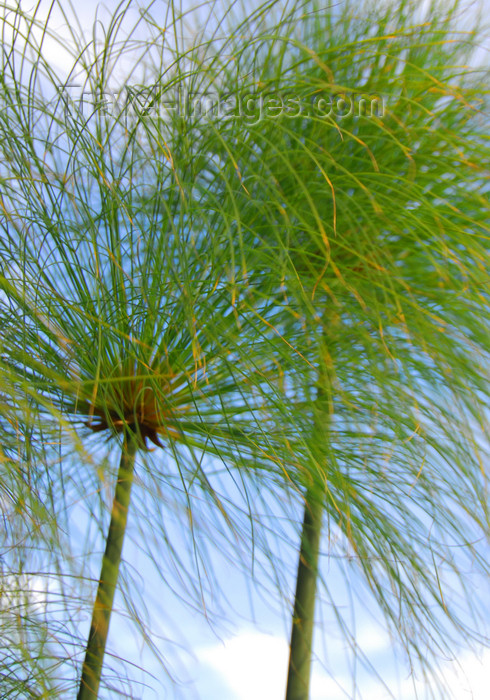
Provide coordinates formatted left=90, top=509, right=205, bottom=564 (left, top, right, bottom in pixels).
left=0, top=1, right=297, bottom=694
left=0, top=0, right=489, bottom=697
left=198, top=1, right=490, bottom=694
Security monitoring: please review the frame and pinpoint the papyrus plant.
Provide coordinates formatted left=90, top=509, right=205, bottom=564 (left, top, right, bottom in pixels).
left=0, top=1, right=297, bottom=695
left=0, top=0, right=489, bottom=698
left=188, top=0, right=490, bottom=696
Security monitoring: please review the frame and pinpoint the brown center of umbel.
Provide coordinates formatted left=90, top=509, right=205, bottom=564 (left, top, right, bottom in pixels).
left=86, top=377, right=170, bottom=450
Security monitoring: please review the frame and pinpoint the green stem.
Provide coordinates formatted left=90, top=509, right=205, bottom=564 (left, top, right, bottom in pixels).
left=287, top=352, right=330, bottom=700
left=77, top=435, right=137, bottom=700
left=285, top=487, right=323, bottom=700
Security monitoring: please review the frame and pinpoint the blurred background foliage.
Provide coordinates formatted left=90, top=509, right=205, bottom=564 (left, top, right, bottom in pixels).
left=0, top=0, right=489, bottom=697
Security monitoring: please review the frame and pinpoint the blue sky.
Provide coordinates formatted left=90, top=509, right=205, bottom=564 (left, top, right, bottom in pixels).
left=6, top=0, right=490, bottom=697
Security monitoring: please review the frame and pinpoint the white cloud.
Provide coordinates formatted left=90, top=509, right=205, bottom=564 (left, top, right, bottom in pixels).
left=197, top=630, right=353, bottom=700
left=0, top=3, right=73, bottom=74
left=356, top=622, right=391, bottom=654
left=432, top=649, right=490, bottom=700
left=197, top=631, right=288, bottom=700
left=197, top=627, right=490, bottom=700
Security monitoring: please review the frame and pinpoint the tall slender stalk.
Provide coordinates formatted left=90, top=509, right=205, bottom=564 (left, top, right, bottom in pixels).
left=287, top=356, right=331, bottom=700
left=286, top=486, right=323, bottom=700
left=77, top=434, right=137, bottom=700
